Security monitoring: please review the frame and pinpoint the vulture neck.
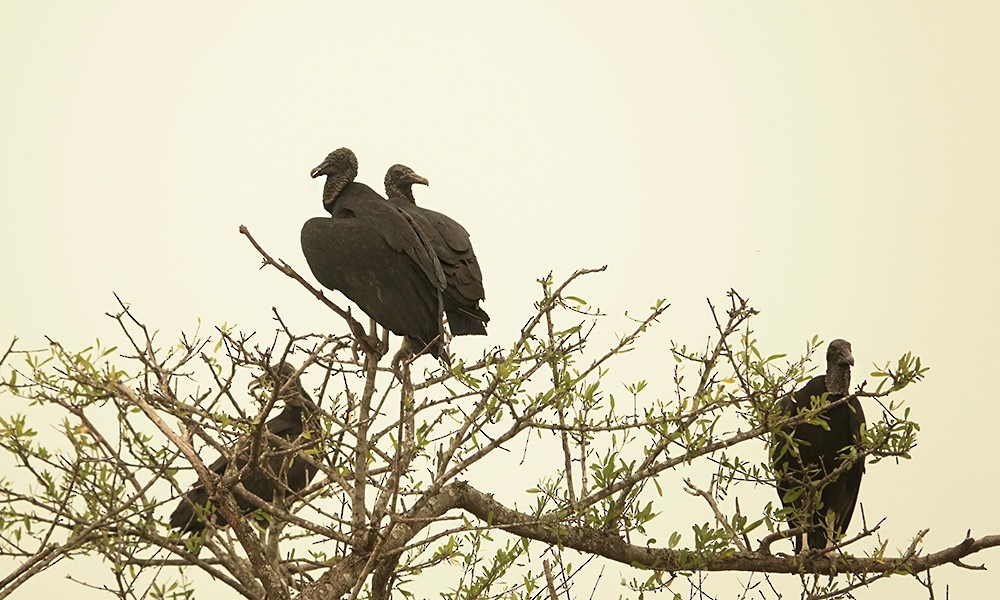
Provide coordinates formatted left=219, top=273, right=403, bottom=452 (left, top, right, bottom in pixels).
left=387, top=183, right=416, bottom=204
left=825, top=363, right=851, bottom=396
left=278, top=388, right=311, bottom=415
left=321, top=172, right=353, bottom=211
left=275, top=402, right=308, bottom=428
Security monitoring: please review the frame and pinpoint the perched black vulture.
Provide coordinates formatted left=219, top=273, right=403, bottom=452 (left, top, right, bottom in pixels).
left=301, top=148, right=446, bottom=358
left=384, top=164, right=489, bottom=336
left=169, top=364, right=319, bottom=534
left=772, top=339, right=865, bottom=553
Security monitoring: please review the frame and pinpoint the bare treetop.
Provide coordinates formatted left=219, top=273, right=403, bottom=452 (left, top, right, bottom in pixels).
left=0, top=228, right=987, bottom=600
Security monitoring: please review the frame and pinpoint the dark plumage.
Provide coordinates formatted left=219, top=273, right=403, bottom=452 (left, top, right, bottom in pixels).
left=384, top=164, right=489, bottom=336
left=169, top=364, right=319, bottom=534
left=301, top=149, right=446, bottom=358
left=772, top=339, right=865, bottom=553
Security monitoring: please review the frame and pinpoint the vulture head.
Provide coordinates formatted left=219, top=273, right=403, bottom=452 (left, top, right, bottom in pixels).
left=311, top=148, right=359, bottom=209
left=825, top=339, right=854, bottom=395
left=384, top=164, right=429, bottom=204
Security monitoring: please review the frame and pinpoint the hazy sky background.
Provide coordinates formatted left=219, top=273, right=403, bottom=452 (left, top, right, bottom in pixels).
left=2, top=2, right=999, bottom=598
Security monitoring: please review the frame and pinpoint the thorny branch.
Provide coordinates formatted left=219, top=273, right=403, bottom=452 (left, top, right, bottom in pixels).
left=239, top=224, right=380, bottom=356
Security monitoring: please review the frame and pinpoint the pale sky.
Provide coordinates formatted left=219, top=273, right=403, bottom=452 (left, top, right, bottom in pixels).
left=2, top=2, right=999, bottom=598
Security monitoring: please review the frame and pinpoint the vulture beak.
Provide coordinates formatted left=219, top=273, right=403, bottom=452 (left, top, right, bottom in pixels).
left=311, top=156, right=342, bottom=178
left=828, top=339, right=854, bottom=368
left=310, top=162, right=329, bottom=178
left=248, top=374, right=266, bottom=393
left=410, top=173, right=430, bottom=186
left=841, top=348, right=855, bottom=367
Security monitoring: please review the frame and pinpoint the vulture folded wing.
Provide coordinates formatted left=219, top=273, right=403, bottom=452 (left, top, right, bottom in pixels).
left=827, top=396, right=866, bottom=542
left=301, top=216, right=443, bottom=357
left=336, top=185, right=446, bottom=292
left=385, top=200, right=488, bottom=335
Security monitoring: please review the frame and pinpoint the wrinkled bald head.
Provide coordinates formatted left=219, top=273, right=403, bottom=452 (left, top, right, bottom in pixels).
left=252, top=362, right=311, bottom=408
left=824, top=339, right=854, bottom=395
left=311, top=148, right=359, bottom=208
left=384, top=163, right=429, bottom=203
left=826, top=339, right=854, bottom=368
left=311, top=147, right=358, bottom=179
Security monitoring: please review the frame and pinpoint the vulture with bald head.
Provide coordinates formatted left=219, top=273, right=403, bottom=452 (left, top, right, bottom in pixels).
left=170, top=363, right=319, bottom=534
left=771, top=338, right=865, bottom=553
left=301, top=148, right=446, bottom=358
left=384, top=164, right=489, bottom=336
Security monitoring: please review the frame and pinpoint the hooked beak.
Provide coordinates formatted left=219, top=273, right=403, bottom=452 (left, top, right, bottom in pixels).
left=310, top=160, right=332, bottom=179
left=410, top=174, right=430, bottom=186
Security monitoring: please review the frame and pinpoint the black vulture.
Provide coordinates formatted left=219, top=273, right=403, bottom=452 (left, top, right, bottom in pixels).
left=384, top=164, right=489, bottom=336
left=772, top=339, right=865, bottom=553
left=301, top=148, right=447, bottom=358
left=169, top=364, right=319, bottom=534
